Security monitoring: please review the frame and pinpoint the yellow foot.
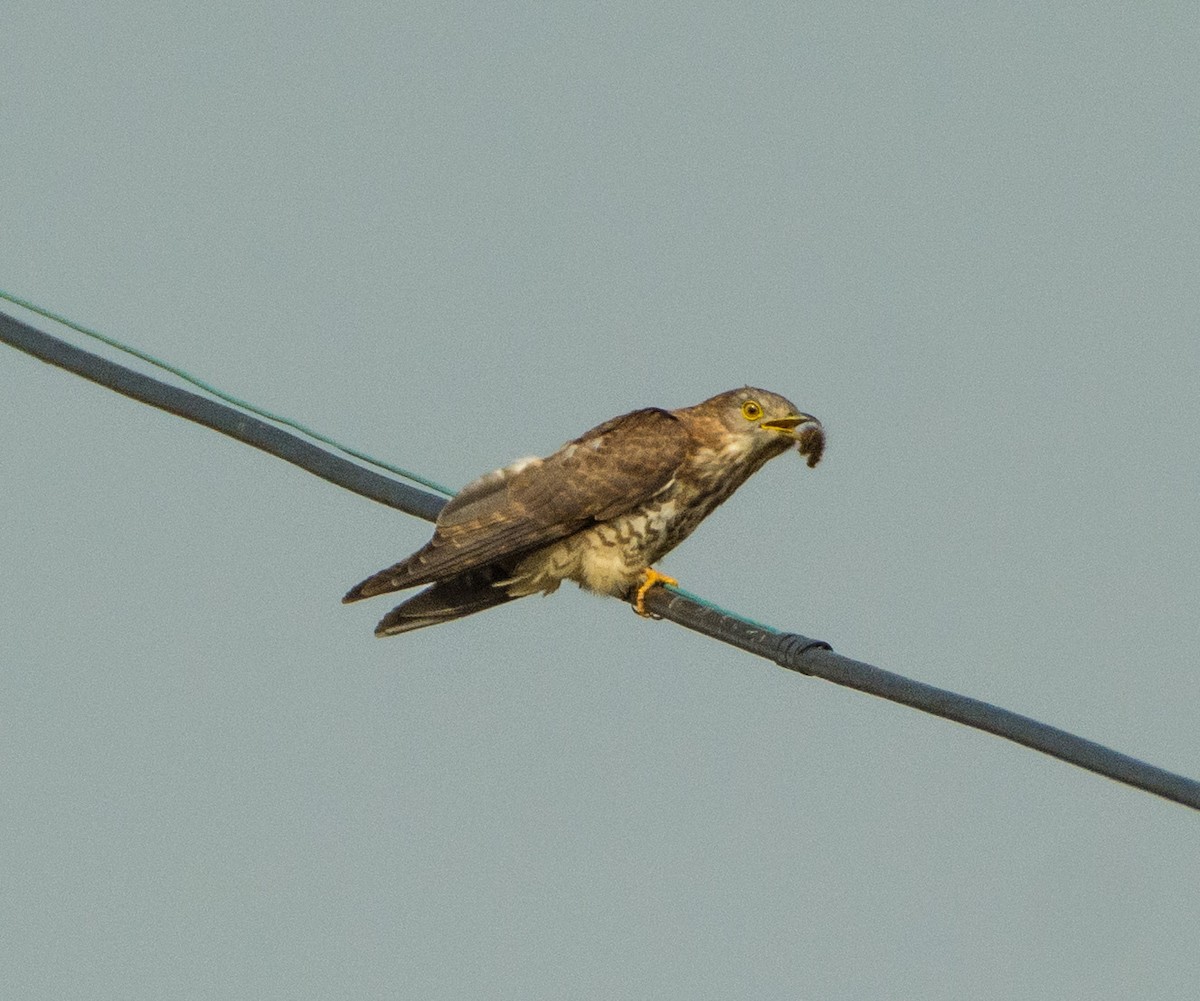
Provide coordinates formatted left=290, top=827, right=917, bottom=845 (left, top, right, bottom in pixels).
left=633, top=568, right=679, bottom=618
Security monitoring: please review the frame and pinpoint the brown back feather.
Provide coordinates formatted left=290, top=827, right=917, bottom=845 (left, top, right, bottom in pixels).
left=344, top=408, right=690, bottom=600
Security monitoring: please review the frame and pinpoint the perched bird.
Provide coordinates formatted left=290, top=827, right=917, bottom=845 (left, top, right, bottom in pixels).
left=344, top=387, right=824, bottom=635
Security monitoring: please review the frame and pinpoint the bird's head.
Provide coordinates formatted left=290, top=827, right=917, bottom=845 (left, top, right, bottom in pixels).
left=688, top=387, right=825, bottom=468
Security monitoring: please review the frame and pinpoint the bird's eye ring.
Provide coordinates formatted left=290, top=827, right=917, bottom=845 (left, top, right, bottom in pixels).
left=741, top=400, right=763, bottom=421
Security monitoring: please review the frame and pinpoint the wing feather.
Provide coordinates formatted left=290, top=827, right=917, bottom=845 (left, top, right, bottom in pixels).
left=344, top=408, right=688, bottom=601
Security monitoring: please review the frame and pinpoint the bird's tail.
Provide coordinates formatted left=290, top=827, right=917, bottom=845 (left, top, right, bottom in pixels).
left=371, top=565, right=522, bottom=636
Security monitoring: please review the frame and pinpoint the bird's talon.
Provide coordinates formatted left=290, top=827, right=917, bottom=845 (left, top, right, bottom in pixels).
left=633, top=568, right=679, bottom=617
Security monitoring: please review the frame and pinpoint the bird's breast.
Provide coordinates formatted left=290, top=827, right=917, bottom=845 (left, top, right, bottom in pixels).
left=594, top=469, right=741, bottom=565
left=511, top=444, right=775, bottom=600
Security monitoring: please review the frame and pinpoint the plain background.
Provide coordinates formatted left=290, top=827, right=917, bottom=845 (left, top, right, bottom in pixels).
left=3, top=3, right=1197, bottom=998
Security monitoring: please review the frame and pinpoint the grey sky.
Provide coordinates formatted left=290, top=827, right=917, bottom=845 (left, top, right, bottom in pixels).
left=3, top=3, right=1198, bottom=998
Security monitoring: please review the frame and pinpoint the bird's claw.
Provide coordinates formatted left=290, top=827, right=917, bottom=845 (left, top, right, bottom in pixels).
left=633, top=568, right=679, bottom=618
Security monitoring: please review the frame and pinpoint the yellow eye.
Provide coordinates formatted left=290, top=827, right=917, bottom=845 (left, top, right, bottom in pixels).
left=741, top=400, right=763, bottom=421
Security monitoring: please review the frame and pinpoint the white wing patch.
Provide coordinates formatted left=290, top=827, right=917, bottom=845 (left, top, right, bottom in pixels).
left=501, top=456, right=542, bottom=476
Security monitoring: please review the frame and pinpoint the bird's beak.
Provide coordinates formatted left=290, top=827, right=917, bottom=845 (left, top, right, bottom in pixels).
left=759, top=412, right=819, bottom=435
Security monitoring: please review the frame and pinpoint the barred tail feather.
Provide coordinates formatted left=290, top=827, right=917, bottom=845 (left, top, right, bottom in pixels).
left=373, top=566, right=521, bottom=636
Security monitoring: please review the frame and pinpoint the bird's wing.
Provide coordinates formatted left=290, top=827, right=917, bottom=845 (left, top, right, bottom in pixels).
left=344, top=408, right=688, bottom=600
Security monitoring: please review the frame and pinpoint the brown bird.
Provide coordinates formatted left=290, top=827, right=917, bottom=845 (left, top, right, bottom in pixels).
left=344, top=387, right=824, bottom=635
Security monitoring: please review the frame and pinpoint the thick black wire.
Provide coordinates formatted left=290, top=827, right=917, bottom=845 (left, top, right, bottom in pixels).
left=3, top=307, right=1198, bottom=811
left=644, top=588, right=1200, bottom=808
left=1, top=310, right=444, bottom=521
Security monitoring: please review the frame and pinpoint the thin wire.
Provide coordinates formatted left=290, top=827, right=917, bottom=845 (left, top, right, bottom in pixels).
left=0, top=287, right=455, bottom=498
left=664, top=584, right=783, bottom=633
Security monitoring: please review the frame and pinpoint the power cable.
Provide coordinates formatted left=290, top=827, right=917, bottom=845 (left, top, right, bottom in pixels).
left=3, top=302, right=1197, bottom=811
left=0, top=288, right=453, bottom=497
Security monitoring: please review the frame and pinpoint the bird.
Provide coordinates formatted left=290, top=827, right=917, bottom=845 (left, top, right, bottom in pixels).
left=344, top=387, right=824, bottom=636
